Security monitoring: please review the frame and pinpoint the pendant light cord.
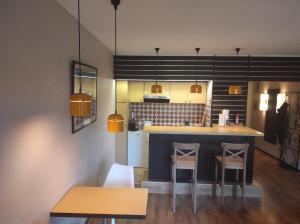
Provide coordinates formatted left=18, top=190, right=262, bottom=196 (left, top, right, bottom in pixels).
left=114, top=8, right=117, bottom=56
left=77, top=0, right=82, bottom=93
left=195, top=48, right=200, bottom=85
left=114, top=4, right=117, bottom=114
left=155, top=48, right=159, bottom=85
left=247, top=54, right=251, bottom=81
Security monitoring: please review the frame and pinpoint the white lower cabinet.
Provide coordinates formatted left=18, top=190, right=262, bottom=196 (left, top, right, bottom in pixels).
left=128, top=131, right=149, bottom=168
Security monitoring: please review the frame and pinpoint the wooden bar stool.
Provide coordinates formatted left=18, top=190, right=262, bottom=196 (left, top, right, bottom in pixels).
left=214, top=143, right=249, bottom=209
left=171, top=142, right=200, bottom=213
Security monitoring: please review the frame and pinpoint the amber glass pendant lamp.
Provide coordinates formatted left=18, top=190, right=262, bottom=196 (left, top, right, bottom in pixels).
left=107, top=0, right=124, bottom=133
left=70, top=0, right=92, bottom=117
left=190, top=48, right=202, bottom=94
left=151, top=48, right=162, bottom=94
left=228, top=48, right=242, bottom=95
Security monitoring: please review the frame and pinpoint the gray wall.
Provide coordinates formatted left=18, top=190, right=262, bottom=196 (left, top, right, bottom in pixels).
left=0, top=0, right=115, bottom=223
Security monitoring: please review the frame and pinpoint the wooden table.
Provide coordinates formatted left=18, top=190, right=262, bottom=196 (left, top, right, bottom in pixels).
left=50, top=186, right=148, bottom=219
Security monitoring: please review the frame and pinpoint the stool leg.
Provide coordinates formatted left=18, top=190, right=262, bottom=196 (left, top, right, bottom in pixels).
left=214, top=161, right=218, bottom=198
left=221, top=166, right=225, bottom=209
left=173, top=163, right=176, bottom=212
left=235, top=169, right=239, bottom=197
left=192, top=169, right=194, bottom=198
left=242, top=169, right=246, bottom=210
left=193, top=168, right=197, bottom=213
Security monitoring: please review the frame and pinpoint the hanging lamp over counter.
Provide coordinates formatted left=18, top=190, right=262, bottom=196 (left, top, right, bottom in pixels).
left=107, top=0, right=124, bottom=133
left=151, top=48, right=162, bottom=94
left=228, top=48, right=242, bottom=95
left=70, top=0, right=92, bottom=117
left=190, top=48, right=202, bottom=94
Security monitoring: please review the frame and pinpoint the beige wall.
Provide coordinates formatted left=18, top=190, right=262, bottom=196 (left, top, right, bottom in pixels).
left=248, top=81, right=300, bottom=158
left=0, top=1, right=115, bottom=223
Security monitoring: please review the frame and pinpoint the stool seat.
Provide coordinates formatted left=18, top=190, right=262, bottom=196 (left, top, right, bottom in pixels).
left=171, top=155, right=197, bottom=169
left=215, top=156, right=244, bottom=169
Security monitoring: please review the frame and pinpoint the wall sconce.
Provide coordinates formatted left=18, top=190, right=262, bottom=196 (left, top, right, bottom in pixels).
left=259, top=93, right=269, bottom=111
left=276, top=93, right=287, bottom=112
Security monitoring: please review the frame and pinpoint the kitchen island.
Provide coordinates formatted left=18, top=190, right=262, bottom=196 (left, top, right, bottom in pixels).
left=143, top=125, right=263, bottom=183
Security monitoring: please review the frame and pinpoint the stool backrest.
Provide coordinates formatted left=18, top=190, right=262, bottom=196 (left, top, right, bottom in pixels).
left=222, top=143, right=249, bottom=168
left=173, top=143, right=200, bottom=168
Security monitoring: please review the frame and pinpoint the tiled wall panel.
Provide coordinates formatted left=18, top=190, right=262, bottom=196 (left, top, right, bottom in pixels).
left=129, top=103, right=206, bottom=126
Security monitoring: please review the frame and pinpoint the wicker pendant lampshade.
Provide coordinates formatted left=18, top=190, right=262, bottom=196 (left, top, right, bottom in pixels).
left=190, top=84, right=202, bottom=93
left=151, top=84, right=162, bottom=94
left=151, top=48, right=162, bottom=94
left=108, top=112, right=124, bottom=132
left=229, top=86, right=242, bottom=95
left=229, top=48, right=242, bottom=95
left=190, top=48, right=202, bottom=94
left=107, top=0, right=124, bottom=133
left=69, top=0, right=92, bottom=117
left=70, top=93, right=92, bottom=116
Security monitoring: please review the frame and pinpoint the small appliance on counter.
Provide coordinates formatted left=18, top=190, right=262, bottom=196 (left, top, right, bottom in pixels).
left=218, top=109, right=229, bottom=126
left=184, top=120, right=191, bottom=126
left=143, top=120, right=153, bottom=126
left=128, top=112, right=138, bottom=131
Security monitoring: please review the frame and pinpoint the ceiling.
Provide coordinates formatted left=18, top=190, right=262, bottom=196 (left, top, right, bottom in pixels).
left=57, top=0, right=300, bottom=56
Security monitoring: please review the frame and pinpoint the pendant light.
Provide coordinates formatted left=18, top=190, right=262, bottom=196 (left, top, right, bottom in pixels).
left=70, top=0, right=92, bottom=117
left=151, top=48, right=162, bottom=94
left=107, top=0, right=124, bottom=133
left=190, top=48, right=202, bottom=93
left=228, top=48, right=242, bottom=95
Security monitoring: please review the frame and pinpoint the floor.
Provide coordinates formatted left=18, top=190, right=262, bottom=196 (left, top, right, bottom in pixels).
left=90, top=150, right=300, bottom=224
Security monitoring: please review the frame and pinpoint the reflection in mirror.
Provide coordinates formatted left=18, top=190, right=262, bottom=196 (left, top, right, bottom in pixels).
left=72, top=61, right=97, bottom=133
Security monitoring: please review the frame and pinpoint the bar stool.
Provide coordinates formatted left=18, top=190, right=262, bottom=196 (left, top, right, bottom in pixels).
left=214, top=143, right=249, bottom=209
left=171, top=143, right=200, bottom=213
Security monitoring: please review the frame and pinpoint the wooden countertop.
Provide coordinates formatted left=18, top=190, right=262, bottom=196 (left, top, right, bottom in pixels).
left=143, top=125, right=264, bottom=137
left=50, top=186, right=148, bottom=219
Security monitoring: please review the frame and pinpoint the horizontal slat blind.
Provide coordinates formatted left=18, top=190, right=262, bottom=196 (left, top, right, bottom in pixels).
left=114, top=55, right=300, bottom=81
left=114, top=55, right=300, bottom=125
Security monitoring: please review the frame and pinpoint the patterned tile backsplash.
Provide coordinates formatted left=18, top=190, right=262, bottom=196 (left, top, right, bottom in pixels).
left=129, top=102, right=206, bottom=126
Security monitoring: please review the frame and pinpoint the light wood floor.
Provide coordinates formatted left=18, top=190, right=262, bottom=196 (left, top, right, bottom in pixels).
left=90, top=150, right=300, bottom=224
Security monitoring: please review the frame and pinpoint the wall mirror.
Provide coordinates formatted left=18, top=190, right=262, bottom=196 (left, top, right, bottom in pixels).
left=71, top=61, right=98, bottom=133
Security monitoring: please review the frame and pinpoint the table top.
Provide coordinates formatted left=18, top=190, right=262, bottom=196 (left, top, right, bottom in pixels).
left=50, top=186, right=148, bottom=219
left=143, top=125, right=264, bottom=137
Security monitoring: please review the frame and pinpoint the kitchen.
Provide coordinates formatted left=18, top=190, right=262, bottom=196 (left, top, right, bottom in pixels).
left=115, top=77, right=261, bottom=188
left=113, top=54, right=300, bottom=195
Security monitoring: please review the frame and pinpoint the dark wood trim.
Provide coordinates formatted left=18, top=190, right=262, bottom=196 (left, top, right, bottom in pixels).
left=50, top=212, right=146, bottom=219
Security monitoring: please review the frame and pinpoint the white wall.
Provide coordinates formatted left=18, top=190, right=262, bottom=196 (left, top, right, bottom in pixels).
left=0, top=1, right=115, bottom=223
left=248, top=81, right=300, bottom=158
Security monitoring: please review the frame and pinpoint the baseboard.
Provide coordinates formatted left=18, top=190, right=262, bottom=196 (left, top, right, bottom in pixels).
left=142, top=181, right=262, bottom=198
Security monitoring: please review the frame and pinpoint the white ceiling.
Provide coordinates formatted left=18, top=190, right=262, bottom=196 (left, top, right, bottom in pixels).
left=57, top=0, right=300, bottom=56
